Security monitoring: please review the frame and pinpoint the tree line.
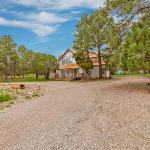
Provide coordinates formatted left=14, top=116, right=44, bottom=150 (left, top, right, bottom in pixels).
left=0, top=35, right=57, bottom=80
left=73, top=0, right=150, bottom=78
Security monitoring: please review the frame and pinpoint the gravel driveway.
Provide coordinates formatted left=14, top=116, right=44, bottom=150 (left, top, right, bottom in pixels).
left=0, top=77, right=150, bottom=150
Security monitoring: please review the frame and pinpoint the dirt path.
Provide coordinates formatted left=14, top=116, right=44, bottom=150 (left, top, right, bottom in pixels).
left=0, top=77, right=150, bottom=150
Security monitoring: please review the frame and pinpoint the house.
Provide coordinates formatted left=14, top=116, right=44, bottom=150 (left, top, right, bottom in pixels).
left=56, top=48, right=106, bottom=79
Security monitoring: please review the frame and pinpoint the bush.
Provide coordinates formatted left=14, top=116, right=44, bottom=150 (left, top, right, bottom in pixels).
left=0, top=94, right=12, bottom=103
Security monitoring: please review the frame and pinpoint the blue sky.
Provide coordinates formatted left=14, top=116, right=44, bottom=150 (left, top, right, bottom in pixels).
left=0, top=0, right=105, bottom=57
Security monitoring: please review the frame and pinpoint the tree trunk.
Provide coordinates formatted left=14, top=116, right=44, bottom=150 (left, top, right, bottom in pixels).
left=11, top=73, right=13, bottom=80
left=98, top=46, right=102, bottom=79
left=46, top=73, right=49, bottom=80
left=44, top=71, right=50, bottom=80
left=4, top=61, right=8, bottom=81
left=89, top=69, right=91, bottom=80
left=86, top=70, right=89, bottom=80
left=35, top=72, right=39, bottom=80
left=13, top=66, right=16, bottom=79
left=47, top=72, right=50, bottom=80
left=13, top=73, right=16, bottom=80
left=5, top=73, right=8, bottom=81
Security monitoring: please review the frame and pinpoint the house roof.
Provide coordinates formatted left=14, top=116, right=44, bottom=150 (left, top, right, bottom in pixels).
left=63, top=61, right=105, bottom=69
left=89, top=51, right=98, bottom=58
left=93, top=61, right=105, bottom=66
left=58, top=48, right=99, bottom=61
left=64, top=64, right=79, bottom=69
left=58, top=48, right=74, bottom=61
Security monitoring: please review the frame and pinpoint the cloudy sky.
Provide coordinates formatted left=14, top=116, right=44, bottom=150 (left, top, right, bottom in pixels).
left=0, top=0, right=105, bottom=56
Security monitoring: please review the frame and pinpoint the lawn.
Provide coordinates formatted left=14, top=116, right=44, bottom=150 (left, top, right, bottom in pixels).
left=113, top=74, right=150, bottom=78
left=0, top=74, right=54, bottom=83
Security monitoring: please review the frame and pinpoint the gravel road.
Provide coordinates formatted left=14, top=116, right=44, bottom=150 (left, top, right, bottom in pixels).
left=0, top=77, right=150, bottom=150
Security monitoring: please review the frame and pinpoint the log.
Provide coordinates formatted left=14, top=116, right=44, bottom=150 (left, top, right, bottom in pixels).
left=11, top=84, right=25, bottom=90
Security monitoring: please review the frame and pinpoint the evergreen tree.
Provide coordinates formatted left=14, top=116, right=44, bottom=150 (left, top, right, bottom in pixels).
left=0, top=35, right=17, bottom=80
left=73, top=15, right=93, bottom=78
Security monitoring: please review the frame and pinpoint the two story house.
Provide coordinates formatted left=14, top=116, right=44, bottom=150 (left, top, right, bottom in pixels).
left=56, top=48, right=106, bottom=79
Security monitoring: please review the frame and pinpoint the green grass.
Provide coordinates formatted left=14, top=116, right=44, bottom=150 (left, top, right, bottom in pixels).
left=0, top=74, right=54, bottom=83
left=13, top=77, right=48, bottom=82
left=113, top=74, right=150, bottom=78
left=0, top=94, right=12, bottom=103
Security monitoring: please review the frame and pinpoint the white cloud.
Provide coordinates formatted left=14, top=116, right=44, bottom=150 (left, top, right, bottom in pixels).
left=7, top=0, right=105, bottom=9
left=84, top=0, right=105, bottom=9
left=0, top=17, right=56, bottom=37
left=24, top=11, right=70, bottom=24
left=0, top=0, right=106, bottom=38
left=0, top=10, right=70, bottom=37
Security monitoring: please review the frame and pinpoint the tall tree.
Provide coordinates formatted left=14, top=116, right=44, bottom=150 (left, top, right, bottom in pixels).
left=0, top=35, right=17, bottom=80
left=0, top=35, right=57, bottom=81
left=90, top=8, right=115, bottom=78
left=17, top=45, right=29, bottom=78
left=32, top=52, right=43, bottom=80
left=73, top=15, right=93, bottom=78
left=106, top=0, right=150, bottom=72
left=118, top=14, right=150, bottom=72
left=90, top=9, right=108, bottom=78
left=106, top=0, right=150, bottom=40
left=42, top=54, right=57, bottom=80
left=74, top=8, right=116, bottom=79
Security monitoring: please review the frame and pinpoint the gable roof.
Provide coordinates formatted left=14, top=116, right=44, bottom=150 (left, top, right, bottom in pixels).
left=89, top=51, right=98, bottom=58
left=58, top=48, right=74, bottom=61
left=58, top=48, right=99, bottom=61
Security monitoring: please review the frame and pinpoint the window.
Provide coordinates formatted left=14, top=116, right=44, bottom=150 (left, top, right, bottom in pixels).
left=62, top=51, right=76, bottom=65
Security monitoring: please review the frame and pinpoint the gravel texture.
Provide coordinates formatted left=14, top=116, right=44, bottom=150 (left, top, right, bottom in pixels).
left=0, top=77, right=150, bottom=150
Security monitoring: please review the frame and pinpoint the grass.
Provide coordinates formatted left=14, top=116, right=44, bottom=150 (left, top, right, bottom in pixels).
left=1, top=74, right=149, bottom=83
left=0, top=74, right=54, bottom=83
left=113, top=74, right=150, bottom=78
left=0, top=94, right=12, bottom=103
left=0, top=87, right=13, bottom=103
left=13, top=77, right=48, bottom=82
left=0, top=75, right=45, bottom=110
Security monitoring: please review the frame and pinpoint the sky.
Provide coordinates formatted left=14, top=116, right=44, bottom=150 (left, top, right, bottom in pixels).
left=0, top=0, right=105, bottom=57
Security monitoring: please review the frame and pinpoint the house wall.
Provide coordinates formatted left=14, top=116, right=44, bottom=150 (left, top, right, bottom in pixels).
left=91, top=66, right=99, bottom=78
left=90, top=57, right=98, bottom=62
left=91, top=65, right=106, bottom=78
left=90, top=56, right=104, bottom=62
left=59, top=59, right=63, bottom=70
left=59, top=50, right=75, bottom=69
left=58, top=49, right=107, bottom=78
left=56, top=70, right=62, bottom=78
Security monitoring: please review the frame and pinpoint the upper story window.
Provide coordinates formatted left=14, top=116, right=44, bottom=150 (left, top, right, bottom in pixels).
left=61, top=51, right=76, bottom=65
